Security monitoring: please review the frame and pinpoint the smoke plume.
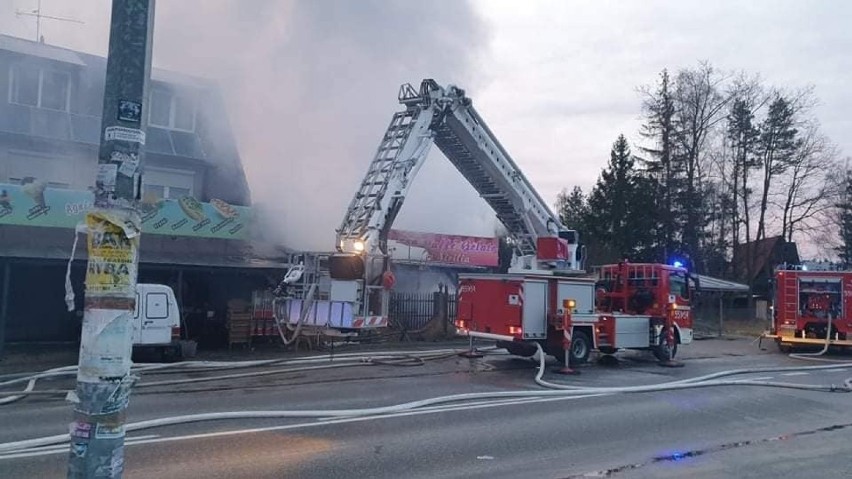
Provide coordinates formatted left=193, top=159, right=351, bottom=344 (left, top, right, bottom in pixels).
left=152, top=0, right=497, bottom=250
left=2, top=0, right=497, bottom=250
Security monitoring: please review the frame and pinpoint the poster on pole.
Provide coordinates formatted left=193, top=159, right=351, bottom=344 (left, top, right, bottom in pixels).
left=84, top=213, right=138, bottom=296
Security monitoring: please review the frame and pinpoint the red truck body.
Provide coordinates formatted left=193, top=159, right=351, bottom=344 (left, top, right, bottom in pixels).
left=456, top=262, right=694, bottom=363
left=770, top=268, right=852, bottom=349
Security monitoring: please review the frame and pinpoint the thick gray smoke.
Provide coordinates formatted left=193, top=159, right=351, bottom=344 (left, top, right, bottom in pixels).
left=150, top=0, right=498, bottom=250
left=2, top=0, right=498, bottom=250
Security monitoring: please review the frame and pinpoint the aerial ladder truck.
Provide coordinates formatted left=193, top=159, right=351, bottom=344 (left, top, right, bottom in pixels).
left=276, top=79, right=693, bottom=365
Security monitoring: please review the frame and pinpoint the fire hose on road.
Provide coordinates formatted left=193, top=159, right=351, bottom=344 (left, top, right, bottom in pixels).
left=0, top=344, right=850, bottom=455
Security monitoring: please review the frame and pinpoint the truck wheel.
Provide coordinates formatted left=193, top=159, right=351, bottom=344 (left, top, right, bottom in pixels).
left=653, top=331, right=678, bottom=362
left=776, top=342, right=792, bottom=354
left=569, top=330, right=592, bottom=365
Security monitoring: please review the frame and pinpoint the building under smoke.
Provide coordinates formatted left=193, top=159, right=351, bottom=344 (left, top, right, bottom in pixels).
left=0, top=35, right=289, bottom=350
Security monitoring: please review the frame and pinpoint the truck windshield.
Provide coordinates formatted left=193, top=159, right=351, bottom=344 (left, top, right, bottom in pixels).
left=670, top=272, right=688, bottom=299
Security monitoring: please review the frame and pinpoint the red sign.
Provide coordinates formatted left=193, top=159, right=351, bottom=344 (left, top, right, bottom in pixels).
left=388, top=229, right=499, bottom=267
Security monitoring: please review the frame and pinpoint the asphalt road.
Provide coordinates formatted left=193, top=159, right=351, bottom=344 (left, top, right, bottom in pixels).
left=1, top=338, right=851, bottom=478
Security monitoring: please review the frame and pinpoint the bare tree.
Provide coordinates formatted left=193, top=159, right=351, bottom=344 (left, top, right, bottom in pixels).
left=773, top=122, right=840, bottom=241
left=671, top=62, right=731, bottom=266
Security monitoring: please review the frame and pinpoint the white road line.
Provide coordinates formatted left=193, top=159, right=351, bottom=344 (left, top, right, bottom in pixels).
left=781, top=372, right=810, bottom=377
left=747, top=376, right=774, bottom=381
left=0, top=395, right=603, bottom=460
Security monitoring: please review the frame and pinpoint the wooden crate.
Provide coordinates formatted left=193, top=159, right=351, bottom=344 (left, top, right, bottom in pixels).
left=227, top=312, right=253, bottom=349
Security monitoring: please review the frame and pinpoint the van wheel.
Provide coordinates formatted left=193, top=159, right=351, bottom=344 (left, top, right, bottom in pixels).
left=568, top=330, right=592, bottom=365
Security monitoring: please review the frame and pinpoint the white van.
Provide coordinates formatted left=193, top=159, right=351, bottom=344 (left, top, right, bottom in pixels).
left=132, top=284, right=182, bottom=359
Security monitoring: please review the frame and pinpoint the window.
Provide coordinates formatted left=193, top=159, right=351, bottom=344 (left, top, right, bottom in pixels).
left=669, top=272, right=688, bottom=299
left=142, top=167, right=195, bottom=200
left=9, top=65, right=70, bottom=111
left=145, top=292, right=169, bottom=319
left=143, top=184, right=190, bottom=200
left=149, top=87, right=196, bottom=131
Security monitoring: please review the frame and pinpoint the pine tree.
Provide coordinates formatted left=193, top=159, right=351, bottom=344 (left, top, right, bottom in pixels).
left=837, top=170, right=852, bottom=267
left=640, top=69, right=682, bottom=260
left=585, top=135, right=657, bottom=263
left=756, top=95, right=800, bottom=241
left=726, top=97, right=760, bottom=250
left=555, top=186, right=588, bottom=233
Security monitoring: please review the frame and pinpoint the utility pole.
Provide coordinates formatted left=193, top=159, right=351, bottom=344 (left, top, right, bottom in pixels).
left=67, top=1, right=154, bottom=477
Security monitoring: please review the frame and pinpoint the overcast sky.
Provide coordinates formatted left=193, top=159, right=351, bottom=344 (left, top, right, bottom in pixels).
left=2, top=0, right=849, bottom=251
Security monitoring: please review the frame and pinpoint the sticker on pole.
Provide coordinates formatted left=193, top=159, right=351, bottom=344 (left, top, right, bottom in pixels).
left=104, top=126, right=146, bottom=145
left=117, top=100, right=142, bottom=123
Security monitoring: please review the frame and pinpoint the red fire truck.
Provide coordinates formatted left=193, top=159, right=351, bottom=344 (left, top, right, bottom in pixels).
left=767, top=266, right=852, bottom=351
left=457, top=260, right=694, bottom=365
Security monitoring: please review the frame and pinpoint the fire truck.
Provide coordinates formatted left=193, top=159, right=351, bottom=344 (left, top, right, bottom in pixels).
left=274, top=79, right=694, bottom=362
left=457, top=262, right=694, bottom=365
left=766, top=266, right=852, bottom=351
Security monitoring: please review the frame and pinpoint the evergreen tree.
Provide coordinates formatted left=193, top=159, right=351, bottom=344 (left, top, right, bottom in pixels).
left=756, top=94, right=800, bottom=241
left=837, top=170, right=852, bottom=267
left=640, top=69, right=682, bottom=260
left=555, top=186, right=588, bottom=233
left=585, top=135, right=657, bottom=263
left=726, top=97, right=760, bottom=249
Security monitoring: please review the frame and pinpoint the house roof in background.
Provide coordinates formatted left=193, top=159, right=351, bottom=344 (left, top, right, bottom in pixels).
left=0, top=35, right=86, bottom=66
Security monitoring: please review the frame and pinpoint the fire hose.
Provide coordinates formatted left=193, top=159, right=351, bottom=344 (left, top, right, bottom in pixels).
left=0, top=344, right=850, bottom=455
left=0, top=348, right=470, bottom=404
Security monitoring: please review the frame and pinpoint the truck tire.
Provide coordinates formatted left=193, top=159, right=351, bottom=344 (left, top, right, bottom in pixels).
left=568, top=330, right=592, bottom=365
left=653, top=331, right=678, bottom=361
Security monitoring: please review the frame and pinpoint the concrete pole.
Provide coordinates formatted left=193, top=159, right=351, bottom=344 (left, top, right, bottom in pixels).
left=718, top=295, right=724, bottom=338
left=67, top=1, right=154, bottom=477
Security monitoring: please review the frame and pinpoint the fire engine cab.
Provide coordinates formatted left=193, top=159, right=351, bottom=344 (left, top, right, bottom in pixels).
left=767, top=266, right=852, bottom=351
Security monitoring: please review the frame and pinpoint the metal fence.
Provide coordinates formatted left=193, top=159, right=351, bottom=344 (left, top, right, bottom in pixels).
left=389, top=291, right=457, bottom=331
left=390, top=292, right=436, bottom=331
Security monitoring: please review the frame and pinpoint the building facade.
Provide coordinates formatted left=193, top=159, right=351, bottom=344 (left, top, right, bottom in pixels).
left=0, top=35, right=286, bottom=351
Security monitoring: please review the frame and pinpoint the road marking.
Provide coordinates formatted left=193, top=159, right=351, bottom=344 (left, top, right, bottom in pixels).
left=477, top=455, right=495, bottom=460
left=781, top=372, right=810, bottom=377
left=0, top=395, right=603, bottom=460
left=748, top=376, right=774, bottom=381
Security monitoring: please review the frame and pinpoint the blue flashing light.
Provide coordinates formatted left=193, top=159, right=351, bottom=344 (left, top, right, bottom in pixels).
left=672, top=261, right=684, bottom=269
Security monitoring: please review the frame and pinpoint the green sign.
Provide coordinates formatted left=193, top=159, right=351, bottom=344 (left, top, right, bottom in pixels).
left=0, top=182, right=250, bottom=240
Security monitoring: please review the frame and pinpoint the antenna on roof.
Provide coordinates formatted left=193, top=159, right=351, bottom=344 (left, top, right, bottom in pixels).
left=15, top=0, right=84, bottom=43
